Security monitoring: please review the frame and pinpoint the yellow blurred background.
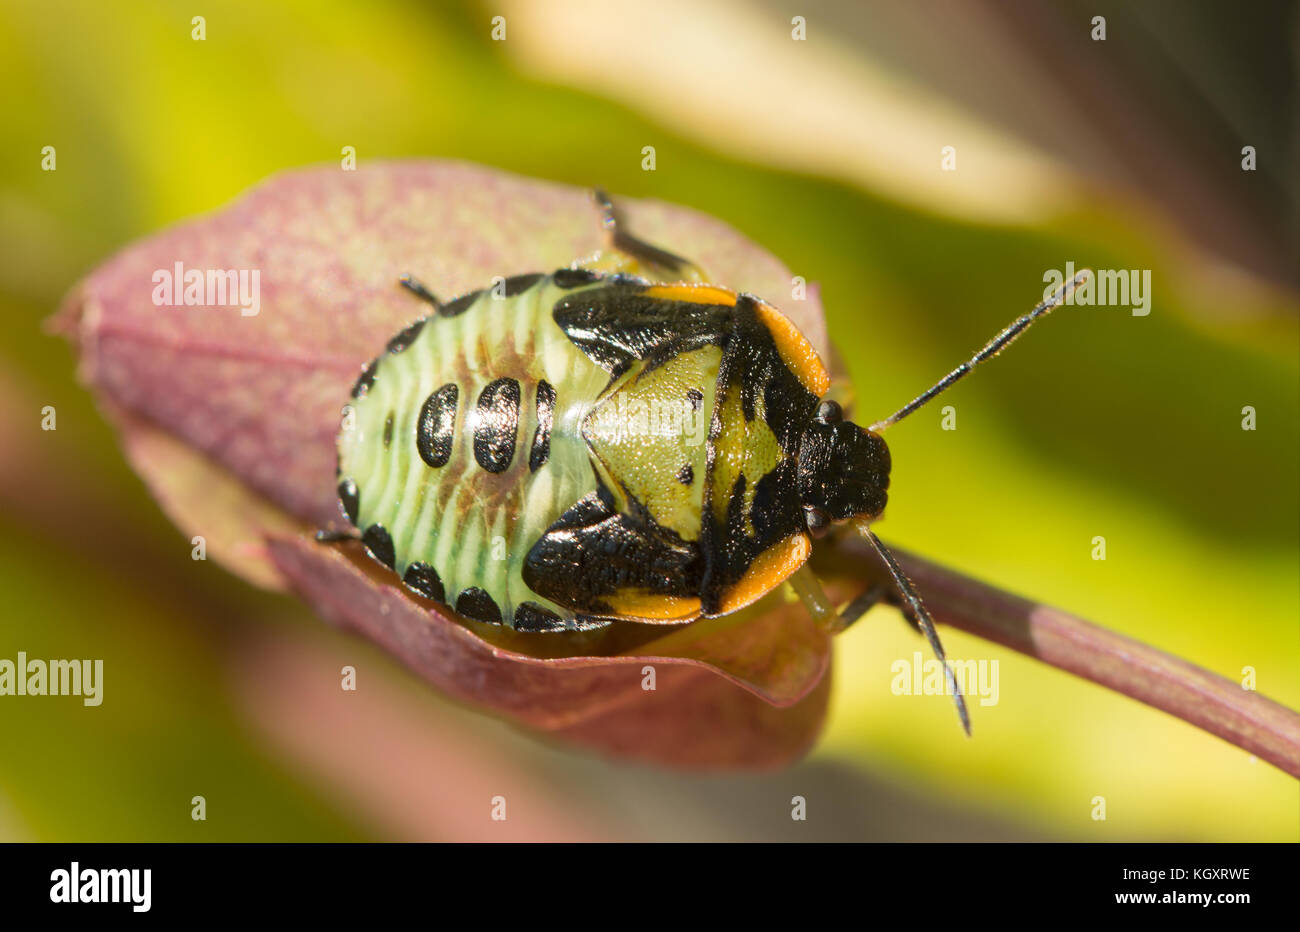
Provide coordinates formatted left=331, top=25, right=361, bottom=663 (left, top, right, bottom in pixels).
left=0, top=0, right=1296, bottom=840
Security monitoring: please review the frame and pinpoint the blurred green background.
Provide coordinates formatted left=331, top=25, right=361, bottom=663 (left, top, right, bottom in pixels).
left=0, top=0, right=1295, bottom=840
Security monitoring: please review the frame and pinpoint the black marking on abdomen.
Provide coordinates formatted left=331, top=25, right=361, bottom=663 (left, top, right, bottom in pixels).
left=362, top=524, right=395, bottom=569
left=386, top=317, right=426, bottom=354
left=351, top=359, right=378, bottom=399
left=687, top=387, right=703, bottom=410
left=417, top=383, right=458, bottom=469
left=382, top=412, right=394, bottom=448
left=338, top=479, right=360, bottom=525
left=403, top=562, right=446, bottom=603
left=677, top=464, right=694, bottom=485
left=456, top=587, right=503, bottom=625
left=552, top=267, right=601, bottom=289
left=530, top=380, right=555, bottom=472
left=473, top=378, right=521, bottom=474
left=503, top=273, right=544, bottom=297
left=514, top=602, right=565, bottom=632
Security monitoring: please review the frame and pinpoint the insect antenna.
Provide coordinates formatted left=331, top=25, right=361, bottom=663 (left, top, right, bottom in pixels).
left=858, top=522, right=971, bottom=736
left=869, top=269, right=1091, bottom=432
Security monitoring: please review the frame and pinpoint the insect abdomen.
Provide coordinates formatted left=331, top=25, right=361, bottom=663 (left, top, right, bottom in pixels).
left=336, top=273, right=611, bottom=630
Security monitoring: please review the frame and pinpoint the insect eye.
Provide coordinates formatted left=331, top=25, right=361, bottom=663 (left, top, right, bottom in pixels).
left=804, top=506, right=831, bottom=537
left=815, top=400, right=842, bottom=424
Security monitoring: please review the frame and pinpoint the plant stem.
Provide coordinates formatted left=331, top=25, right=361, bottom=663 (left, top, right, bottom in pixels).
left=818, top=537, right=1300, bottom=778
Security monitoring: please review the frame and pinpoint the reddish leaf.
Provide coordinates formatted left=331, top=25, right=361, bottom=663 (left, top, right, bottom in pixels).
left=268, top=533, right=829, bottom=768
left=55, top=161, right=834, bottom=767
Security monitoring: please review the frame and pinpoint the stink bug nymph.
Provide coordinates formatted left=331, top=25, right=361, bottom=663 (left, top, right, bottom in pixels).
left=327, top=189, right=1090, bottom=733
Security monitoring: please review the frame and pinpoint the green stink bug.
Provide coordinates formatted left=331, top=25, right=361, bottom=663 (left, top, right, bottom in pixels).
left=327, top=190, right=1089, bottom=732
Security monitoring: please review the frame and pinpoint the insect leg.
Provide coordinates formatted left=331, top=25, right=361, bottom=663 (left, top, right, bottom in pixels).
left=841, top=580, right=920, bottom=633
left=791, top=571, right=891, bottom=633
left=839, top=581, right=892, bottom=630
left=590, top=188, right=709, bottom=283
left=399, top=274, right=442, bottom=309
left=788, top=565, right=849, bottom=633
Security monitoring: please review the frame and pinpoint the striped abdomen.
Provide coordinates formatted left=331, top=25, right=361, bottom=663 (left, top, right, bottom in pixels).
left=338, top=271, right=829, bottom=632
left=336, top=271, right=611, bottom=631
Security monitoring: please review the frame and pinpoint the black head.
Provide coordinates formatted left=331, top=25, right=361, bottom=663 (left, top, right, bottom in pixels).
left=797, top=400, right=890, bottom=537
